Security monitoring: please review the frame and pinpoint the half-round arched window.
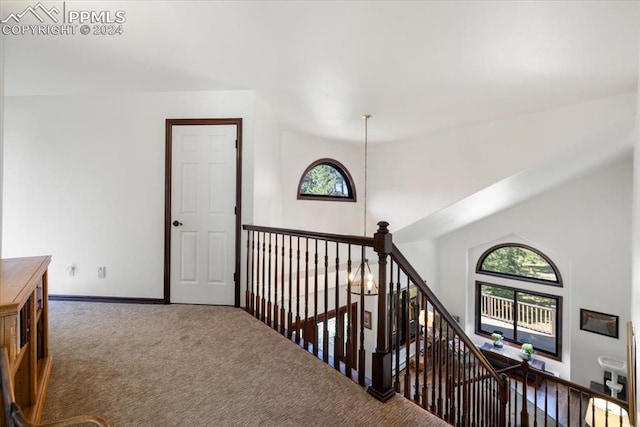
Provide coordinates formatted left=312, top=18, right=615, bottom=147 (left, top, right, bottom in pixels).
left=475, top=243, right=563, bottom=359
left=476, top=243, right=561, bottom=286
left=297, top=159, right=356, bottom=202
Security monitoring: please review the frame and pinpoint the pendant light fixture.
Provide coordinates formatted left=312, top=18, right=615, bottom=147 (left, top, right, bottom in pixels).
left=349, top=114, right=378, bottom=296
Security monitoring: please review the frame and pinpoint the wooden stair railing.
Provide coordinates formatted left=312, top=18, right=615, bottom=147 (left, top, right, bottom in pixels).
left=384, top=227, right=509, bottom=426
left=1, top=348, right=110, bottom=427
left=242, top=221, right=637, bottom=427
left=243, top=221, right=510, bottom=426
left=495, top=358, right=632, bottom=426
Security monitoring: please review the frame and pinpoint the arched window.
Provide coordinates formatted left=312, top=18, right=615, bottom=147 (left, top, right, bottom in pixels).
left=475, top=243, right=563, bottom=359
left=477, top=243, right=561, bottom=286
left=297, top=159, right=356, bottom=202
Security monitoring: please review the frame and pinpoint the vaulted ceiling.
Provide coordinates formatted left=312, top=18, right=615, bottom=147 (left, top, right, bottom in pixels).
left=2, top=1, right=638, bottom=144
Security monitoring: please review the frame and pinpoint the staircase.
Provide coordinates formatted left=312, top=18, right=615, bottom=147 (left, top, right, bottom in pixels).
left=242, top=221, right=636, bottom=427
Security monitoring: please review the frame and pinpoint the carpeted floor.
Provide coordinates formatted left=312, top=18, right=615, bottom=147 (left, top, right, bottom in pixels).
left=42, top=301, right=448, bottom=426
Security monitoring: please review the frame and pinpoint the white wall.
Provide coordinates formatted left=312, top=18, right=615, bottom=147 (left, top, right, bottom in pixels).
left=3, top=90, right=256, bottom=299
left=633, top=59, right=640, bottom=422
left=279, top=130, right=365, bottom=235
left=394, top=239, right=440, bottom=295
left=437, top=156, right=632, bottom=386
left=370, top=94, right=636, bottom=234
left=0, top=32, right=4, bottom=259
left=252, top=93, right=282, bottom=226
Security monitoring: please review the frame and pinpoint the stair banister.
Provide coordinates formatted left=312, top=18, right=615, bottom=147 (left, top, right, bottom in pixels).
left=388, top=242, right=506, bottom=386
left=368, top=221, right=395, bottom=402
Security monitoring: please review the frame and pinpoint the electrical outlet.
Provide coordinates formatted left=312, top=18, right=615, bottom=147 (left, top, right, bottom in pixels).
left=97, top=266, right=106, bottom=278
left=67, top=264, right=77, bottom=277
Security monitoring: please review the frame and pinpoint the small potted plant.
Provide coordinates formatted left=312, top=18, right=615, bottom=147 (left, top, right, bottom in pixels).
left=491, top=332, right=504, bottom=348
left=521, top=343, right=534, bottom=360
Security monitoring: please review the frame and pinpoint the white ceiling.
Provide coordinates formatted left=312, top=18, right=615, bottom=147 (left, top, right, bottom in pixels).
left=2, top=1, right=639, bottom=143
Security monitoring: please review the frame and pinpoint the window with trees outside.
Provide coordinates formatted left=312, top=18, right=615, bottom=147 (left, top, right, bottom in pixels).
left=297, top=159, right=356, bottom=202
left=475, top=244, right=562, bottom=359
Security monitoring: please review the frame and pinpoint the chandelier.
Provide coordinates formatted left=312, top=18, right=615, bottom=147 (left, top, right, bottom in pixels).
left=349, top=114, right=378, bottom=296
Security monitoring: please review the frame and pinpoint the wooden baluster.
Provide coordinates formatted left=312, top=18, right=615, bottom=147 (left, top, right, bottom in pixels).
left=445, top=323, right=451, bottom=422
left=313, top=240, right=319, bottom=357
left=509, top=376, right=516, bottom=427
left=520, top=361, right=529, bottom=427
left=479, top=368, right=484, bottom=425
left=252, top=231, right=257, bottom=316
left=261, top=232, right=266, bottom=323
left=478, top=372, right=484, bottom=425
left=455, top=336, right=462, bottom=424
left=587, top=392, right=595, bottom=426
left=437, top=308, right=444, bottom=417
left=256, top=232, right=261, bottom=321
left=246, top=230, right=251, bottom=313
left=288, top=236, right=293, bottom=339
left=323, top=240, right=329, bottom=363
left=413, top=295, right=421, bottom=403
left=273, top=234, right=278, bottom=332
left=295, top=236, right=301, bottom=345
left=280, top=237, right=286, bottom=335
left=472, top=363, right=478, bottom=425
left=431, top=308, right=437, bottom=413
left=462, top=333, right=468, bottom=426
left=267, top=233, right=272, bottom=327
left=333, top=242, right=341, bottom=371
left=534, top=374, right=539, bottom=427
left=579, top=391, right=586, bottom=427
left=565, top=385, right=571, bottom=427
left=491, top=377, right=495, bottom=426
left=304, top=238, right=309, bottom=351
left=555, top=381, right=559, bottom=427
left=388, top=264, right=395, bottom=389
left=345, top=245, right=352, bottom=379
left=403, top=289, right=411, bottom=398
left=422, top=296, right=428, bottom=410
left=544, top=379, right=549, bottom=427
left=504, top=379, right=514, bottom=427
left=393, top=267, right=400, bottom=393
left=358, top=246, right=365, bottom=386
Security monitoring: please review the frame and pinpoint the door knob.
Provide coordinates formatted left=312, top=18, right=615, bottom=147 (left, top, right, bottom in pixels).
left=172, top=220, right=183, bottom=227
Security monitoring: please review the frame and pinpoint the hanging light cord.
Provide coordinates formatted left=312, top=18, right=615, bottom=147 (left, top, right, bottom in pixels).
left=362, top=114, right=371, bottom=238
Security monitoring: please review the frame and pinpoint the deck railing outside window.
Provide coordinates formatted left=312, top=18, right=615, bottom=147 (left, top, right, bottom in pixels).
left=481, top=294, right=555, bottom=335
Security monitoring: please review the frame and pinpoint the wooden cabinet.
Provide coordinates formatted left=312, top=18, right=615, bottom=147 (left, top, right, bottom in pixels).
left=0, top=256, right=52, bottom=426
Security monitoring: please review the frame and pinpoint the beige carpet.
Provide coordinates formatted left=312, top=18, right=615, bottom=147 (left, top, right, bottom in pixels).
left=42, top=301, right=448, bottom=426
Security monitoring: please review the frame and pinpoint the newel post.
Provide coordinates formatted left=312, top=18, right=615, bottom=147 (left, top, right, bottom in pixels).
left=367, top=221, right=395, bottom=402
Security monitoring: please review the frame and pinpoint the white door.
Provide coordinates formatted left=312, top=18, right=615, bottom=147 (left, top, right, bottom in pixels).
left=170, top=124, right=237, bottom=305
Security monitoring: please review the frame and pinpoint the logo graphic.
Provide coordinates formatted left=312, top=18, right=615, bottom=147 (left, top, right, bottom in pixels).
left=1, top=2, right=59, bottom=24
left=2, top=2, right=126, bottom=36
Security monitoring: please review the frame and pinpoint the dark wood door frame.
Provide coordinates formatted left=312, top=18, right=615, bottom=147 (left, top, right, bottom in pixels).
left=164, top=118, right=243, bottom=306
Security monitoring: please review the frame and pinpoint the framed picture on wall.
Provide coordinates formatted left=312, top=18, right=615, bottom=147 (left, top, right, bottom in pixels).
left=580, top=309, right=619, bottom=339
left=364, top=310, right=372, bottom=330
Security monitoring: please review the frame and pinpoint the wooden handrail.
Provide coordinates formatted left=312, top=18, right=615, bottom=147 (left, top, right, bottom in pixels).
left=390, top=243, right=505, bottom=385
left=243, top=224, right=374, bottom=247
left=242, top=221, right=636, bottom=427
left=499, top=364, right=629, bottom=407
left=243, top=221, right=510, bottom=425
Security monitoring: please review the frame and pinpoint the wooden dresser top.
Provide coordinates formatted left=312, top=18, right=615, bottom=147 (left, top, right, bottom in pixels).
left=0, top=256, right=51, bottom=315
